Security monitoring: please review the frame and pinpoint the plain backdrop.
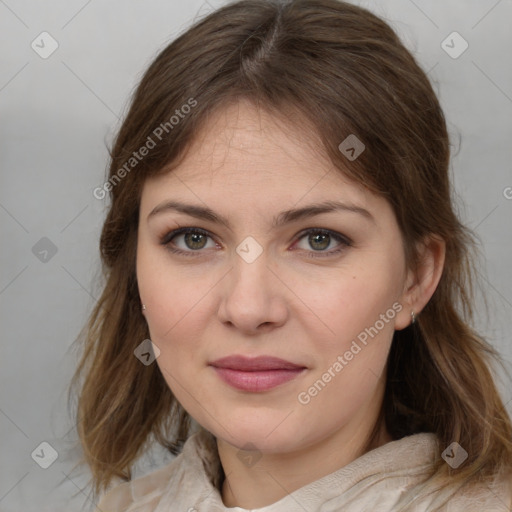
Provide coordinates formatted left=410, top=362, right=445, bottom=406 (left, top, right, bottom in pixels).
left=1, top=0, right=511, bottom=510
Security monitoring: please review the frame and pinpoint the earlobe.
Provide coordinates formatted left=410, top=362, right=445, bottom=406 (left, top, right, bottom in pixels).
left=394, top=235, right=446, bottom=331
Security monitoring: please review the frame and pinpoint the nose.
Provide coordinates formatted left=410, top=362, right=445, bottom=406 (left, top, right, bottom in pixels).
left=217, top=252, right=289, bottom=335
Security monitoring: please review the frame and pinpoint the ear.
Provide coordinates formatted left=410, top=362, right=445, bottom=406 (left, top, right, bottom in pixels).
left=394, top=234, right=446, bottom=331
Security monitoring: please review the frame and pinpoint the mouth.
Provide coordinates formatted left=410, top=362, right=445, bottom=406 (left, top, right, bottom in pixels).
left=209, top=355, right=307, bottom=392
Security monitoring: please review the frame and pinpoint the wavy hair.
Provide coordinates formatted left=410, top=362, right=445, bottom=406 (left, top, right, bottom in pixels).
left=71, top=0, right=512, bottom=500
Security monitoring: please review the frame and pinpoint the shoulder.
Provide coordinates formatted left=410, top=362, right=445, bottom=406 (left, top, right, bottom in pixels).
left=94, top=458, right=179, bottom=512
left=408, top=462, right=512, bottom=511
left=94, top=428, right=216, bottom=512
left=370, top=434, right=512, bottom=511
left=442, top=471, right=512, bottom=511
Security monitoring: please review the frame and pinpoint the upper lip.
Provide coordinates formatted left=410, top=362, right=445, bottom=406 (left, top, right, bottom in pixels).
left=209, top=355, right=305, bottom=371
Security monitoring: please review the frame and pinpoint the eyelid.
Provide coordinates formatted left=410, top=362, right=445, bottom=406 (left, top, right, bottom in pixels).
left=160, top=226, right=352, bottom=257
left=293, top=227, right=352, bottom=248
left=160, top=226, right=213, bottom=246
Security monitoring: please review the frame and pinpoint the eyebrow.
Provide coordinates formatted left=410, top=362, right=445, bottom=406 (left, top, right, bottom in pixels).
left=147, top=199, right=375, bottom=227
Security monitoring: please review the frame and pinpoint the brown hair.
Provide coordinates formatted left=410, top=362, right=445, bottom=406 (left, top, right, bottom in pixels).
left=71, top=0, right=512, bottom=501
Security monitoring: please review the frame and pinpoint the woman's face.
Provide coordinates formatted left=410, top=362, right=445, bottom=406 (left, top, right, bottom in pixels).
left=136, top=100, right=414, bottom=455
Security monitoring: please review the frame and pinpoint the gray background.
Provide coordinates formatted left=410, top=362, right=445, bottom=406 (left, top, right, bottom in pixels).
left=1, top=0, right=511, bottom=510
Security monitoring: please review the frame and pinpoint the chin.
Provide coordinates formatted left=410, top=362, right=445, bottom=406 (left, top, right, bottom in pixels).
left=207, top=413, right=300, bottom=452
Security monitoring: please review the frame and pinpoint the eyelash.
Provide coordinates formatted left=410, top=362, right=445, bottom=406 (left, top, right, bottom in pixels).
left=159, top=227, right=352, bottom=259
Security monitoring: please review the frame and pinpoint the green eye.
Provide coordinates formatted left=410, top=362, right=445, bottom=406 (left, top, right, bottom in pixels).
left=294, top=229, right=352, bottom=257
left=182, top=232, right=208, bottom=250
left=161, top=227, right=216, bottom=256
left=161, top=227, right=351, bottom=258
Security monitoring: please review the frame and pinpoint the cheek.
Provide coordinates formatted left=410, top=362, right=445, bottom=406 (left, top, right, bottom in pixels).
left=290, top=263, right=400, bottom=347
left=289, top=261, right=401, bottom=413
left=137, top=243, right=217, bottom=342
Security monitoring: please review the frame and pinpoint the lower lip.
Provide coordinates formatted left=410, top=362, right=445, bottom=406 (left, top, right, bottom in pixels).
left=212, top=367, right=305, bottom=392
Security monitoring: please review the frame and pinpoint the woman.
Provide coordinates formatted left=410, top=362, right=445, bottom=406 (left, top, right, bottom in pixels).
left=72, top=0, right=512, bottom=510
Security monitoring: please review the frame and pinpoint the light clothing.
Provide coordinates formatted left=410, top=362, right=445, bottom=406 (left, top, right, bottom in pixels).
left=96, top=427, right=512, bottom=511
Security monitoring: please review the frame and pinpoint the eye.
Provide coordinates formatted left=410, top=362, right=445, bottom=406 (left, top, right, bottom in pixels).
left=160, top=227, right=218, bottom=256
left=160, top=226, right=351, bottom=258
left=292, top=228, right=351, bottom=257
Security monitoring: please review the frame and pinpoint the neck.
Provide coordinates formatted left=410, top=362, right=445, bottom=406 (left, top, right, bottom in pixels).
left=218, top=410, right=391, bottom=509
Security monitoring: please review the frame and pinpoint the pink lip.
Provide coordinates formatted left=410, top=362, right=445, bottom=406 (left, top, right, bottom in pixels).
left=209, top=355, right=306, bottom=392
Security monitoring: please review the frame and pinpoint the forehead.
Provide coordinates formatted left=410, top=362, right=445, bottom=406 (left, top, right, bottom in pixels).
left=177, top=100, right=328, bottom=180
left=143, top=100, right=371, bottom=205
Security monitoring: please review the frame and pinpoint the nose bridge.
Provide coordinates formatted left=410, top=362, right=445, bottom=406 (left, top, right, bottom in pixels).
left=218, top=238, right=287, bottom=330
left=230, top=242, right=272, bottom=299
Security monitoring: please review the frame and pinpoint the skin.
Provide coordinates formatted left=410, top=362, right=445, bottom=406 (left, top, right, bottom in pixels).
left=136, top=99, right=445, bottom=509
